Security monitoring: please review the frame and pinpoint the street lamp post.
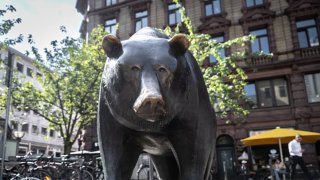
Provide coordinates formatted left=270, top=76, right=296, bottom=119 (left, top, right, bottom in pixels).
left=0, top=50, right=14, bottom=180
left=12, top=130, right=25, bottom=155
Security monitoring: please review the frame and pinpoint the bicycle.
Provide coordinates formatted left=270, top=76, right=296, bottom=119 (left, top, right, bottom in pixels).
left=3, top=152, right=53, bottom=180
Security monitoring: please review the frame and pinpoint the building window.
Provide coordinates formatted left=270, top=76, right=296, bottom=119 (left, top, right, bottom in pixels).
left=244, top=78, right=289, bottom=108
left=32, top=125, right=38, bottom=134
left=250, top=28, right=270, bottom=54
left=16, top=62, right=24, bottom=73
left=209, top=35, right=225, bottom=63
left=244, top=83, right=258, bottom=109
left=204, top=0, right=221, bottom=16
left=304, top=72, right=320, bottom=103
left=296, top=19, right=319, bottom=48
left=49, top=129, right=55, bottom=138
left=106, top=0, right=116, bottom=6
left=41, top=127, right=47, bottom=135
left=36, top=72, right=43, bottom=78
left=135, top=10, right=148, bottom=32
left=168, top=2, right=182, bottom=25
left=245, top=0, right=264, bottom=7
left=105, top=18, right=117, bottom=35
left=10, top=121, right=18, bottom=130
left=21, top=124, right=29, bottom=133
left=27, top=67, right=33, bottom=77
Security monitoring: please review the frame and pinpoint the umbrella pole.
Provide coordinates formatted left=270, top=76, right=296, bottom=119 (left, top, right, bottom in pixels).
left=278, top=138, right=284, bottom=163
left=278, top=138, right=286, bottom=180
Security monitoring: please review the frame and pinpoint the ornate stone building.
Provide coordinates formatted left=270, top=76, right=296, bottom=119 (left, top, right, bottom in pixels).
left=76, top=0, right=320, bottom=178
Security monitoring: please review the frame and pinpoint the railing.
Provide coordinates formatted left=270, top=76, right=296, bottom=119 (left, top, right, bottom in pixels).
left=249, top=55, right=274, bottom=65
left=299, top=46, right=320, bottom=58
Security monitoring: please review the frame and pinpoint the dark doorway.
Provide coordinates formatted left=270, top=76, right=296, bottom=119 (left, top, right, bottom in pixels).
left=216, top=135, right=237, bottom=180
left=316, top=140, right=320, bottom=168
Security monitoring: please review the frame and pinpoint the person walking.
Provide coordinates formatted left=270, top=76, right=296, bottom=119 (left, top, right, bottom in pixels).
left=288, top=134, right=313, bottom=180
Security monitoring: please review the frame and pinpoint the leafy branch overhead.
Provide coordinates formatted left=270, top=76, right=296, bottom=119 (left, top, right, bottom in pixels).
left=161, top=0, right=256, bottom=119
left=12, top=26, right=108, bottom=154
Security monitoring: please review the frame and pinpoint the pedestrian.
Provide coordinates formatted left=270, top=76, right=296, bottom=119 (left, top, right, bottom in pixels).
left=271, top=159, right=287, bottom=180
left=288, top=134, right=313, bottom=180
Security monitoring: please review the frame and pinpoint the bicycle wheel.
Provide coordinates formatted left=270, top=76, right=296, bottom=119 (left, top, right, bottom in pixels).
left=59, top=167, right=81, bottom=180
left=80, top=169, right=94, bottom=180
left=18, top=169, right=52, bottom=180
left=32, top=169, right=53, bottom=180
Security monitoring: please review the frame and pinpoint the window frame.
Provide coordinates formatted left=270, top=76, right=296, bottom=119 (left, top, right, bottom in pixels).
left=168, top=2, right=182, bottom=25
left=134, top=10, right=148, bottom=32
left=245, top=0, right=265, bottom=8
left=31, top=125, right=38, bottom=134
left=104, top=18, right=117, bottom=35
left=244, top=78, right=290, bottom=109
left=249, top=27, right=271, bottom=54
left=204, top=0, right=222, bottom=16
left=209, top=34, right=225, bottom=64
left=26, top=67, right=33, bottom=77
left=10, top=121, right=18, bottom=130
left=16, top=62, right=24, bottom=73
left=296, top=18, right=320, bottom=48
left=36, top=72, right=43, bottom=78
left=49, top=129, right=55, bottom=138
left=105, top=0, right=117, bottom=7
left=304, top=72, right=320, bottom=103
left=21, top=123, right=29, bottom=133
left=41, top=127, right=47, bottom=136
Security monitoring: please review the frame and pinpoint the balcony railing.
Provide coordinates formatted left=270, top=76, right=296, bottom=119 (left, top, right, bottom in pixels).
left=249, top=55, right=273, bottom=65
left=299, top=46, right=320, bottom=58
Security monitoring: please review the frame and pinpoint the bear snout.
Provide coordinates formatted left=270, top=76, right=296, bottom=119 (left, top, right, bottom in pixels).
left=133, top=95, right=166, bottom=122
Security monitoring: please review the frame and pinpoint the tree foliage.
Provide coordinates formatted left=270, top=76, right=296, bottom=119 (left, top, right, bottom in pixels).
left=14, top=26, right=107, bottom=153
left=1, top=0, right=257, bottom=153
left=0, top=5, right=23, bottom=45
left=0, top=4, right=24, bottom=114
left=162, top=0, right=254, bottom=120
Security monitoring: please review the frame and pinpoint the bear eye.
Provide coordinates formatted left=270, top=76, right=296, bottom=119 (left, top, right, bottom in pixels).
left=131, top=65, right=141, bottom=72
left=158, top=67, right=167, bottom=73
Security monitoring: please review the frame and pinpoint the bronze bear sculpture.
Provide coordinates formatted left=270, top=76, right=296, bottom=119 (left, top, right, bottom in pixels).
left=98, top=27, right=216, bottom=180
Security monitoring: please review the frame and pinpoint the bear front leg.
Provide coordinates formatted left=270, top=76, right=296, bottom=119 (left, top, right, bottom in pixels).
left=98, top=107, right=141, bottom=180
left=99, top=122, right=141, bottom=179
left=168, top=121, right=214, bottom=180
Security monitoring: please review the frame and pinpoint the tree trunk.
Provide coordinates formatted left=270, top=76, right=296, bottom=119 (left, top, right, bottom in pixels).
left=64, top=142, right=73, bottom=154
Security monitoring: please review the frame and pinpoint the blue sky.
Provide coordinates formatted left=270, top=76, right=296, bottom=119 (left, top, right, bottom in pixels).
left=0, top=0, right=83, bottom=59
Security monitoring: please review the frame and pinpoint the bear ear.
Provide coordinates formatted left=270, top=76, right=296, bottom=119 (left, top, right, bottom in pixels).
left=168, top=34, right=190, bottom=56
left=102, top=35, right=123, bottom=58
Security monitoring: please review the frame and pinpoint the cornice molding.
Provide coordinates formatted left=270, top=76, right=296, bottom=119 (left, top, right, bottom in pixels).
left=285, top=0, right=320, bottom=17
left=239, top=8, right=275, bottom=24
left=198, top=15, right=231, bottom=34
left=88, top=0, right=151, bottom=16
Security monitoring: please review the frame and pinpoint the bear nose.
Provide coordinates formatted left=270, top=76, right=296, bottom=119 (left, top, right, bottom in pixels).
left=133, top=95, right=166, bottom=120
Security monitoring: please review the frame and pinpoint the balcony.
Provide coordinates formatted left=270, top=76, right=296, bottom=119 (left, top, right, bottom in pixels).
left=298, top=46, right=320, bottom=58
left=248, top=54, right=274, bottom=65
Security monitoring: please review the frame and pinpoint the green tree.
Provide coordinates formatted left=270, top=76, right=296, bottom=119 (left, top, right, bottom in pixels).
left=162, top=0, right=254, bottom=120
left=15, top=26, right=107, bottom=154
left=0, top=5, right=23, bottom=45
left=0, top=4, right=24, bottom=114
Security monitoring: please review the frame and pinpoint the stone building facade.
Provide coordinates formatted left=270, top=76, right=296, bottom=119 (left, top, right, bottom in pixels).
left=76, top=0, right=320, bottom=178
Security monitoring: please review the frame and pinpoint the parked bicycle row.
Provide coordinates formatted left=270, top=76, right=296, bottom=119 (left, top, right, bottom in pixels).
left=2, top=151, right=104, bottom=180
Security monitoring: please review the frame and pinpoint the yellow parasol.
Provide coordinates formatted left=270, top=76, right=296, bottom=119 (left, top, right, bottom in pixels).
left=241, top=127, right=320, bottom=165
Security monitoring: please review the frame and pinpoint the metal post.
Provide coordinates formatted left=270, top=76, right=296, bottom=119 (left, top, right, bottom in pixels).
left=149, top=154, right=154, bottom=180
left=223, top=161, right=228, bottom=180
left=0, top=50, right=14, bottom=179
